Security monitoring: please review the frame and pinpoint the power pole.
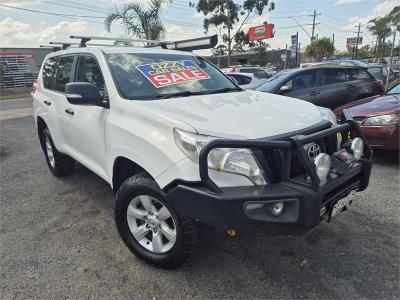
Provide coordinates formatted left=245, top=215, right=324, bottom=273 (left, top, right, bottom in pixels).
left=332, top=33, right=335, bottom=47
left=284, top=44, right=287, bottom=70
left=355, top=23, right=362, bottom=59
left=309, top=10, right=321, bottom=41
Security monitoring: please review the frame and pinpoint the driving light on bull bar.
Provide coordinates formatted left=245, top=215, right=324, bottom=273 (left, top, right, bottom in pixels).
left=271, top=201, right=284, bottom=216
left=314, top=153, right=331, bottom=182
left=351, top=137, right=364, bottom=161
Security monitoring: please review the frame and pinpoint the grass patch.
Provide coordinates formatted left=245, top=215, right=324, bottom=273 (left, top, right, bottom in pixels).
left=0, top=93, right=31, bottom=100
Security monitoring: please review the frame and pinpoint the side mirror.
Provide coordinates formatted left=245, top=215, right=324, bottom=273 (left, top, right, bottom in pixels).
left=279, top=85, right=292, bottom=93
left=65, top=82, right=101, bottom=105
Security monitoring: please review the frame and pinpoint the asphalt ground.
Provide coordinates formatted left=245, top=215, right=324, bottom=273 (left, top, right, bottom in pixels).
left=0, top=98, right=399, bottom=299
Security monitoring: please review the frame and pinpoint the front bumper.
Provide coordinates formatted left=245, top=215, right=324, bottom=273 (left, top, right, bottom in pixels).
left=165, top=111, right=373, bottom=234
left=360, top=124, right=399, bottom=150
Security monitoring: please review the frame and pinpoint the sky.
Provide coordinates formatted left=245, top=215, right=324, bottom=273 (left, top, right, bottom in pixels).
left=0, top=0, right=398, bottom=55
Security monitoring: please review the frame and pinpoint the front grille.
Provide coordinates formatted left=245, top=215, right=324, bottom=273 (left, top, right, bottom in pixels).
left=261, top=130, right=339, bottom=183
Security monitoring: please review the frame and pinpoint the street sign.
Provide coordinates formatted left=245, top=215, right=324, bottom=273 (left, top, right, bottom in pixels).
left=347, top=37, right=362, bottom=47
left=281, top=53, right=286, bottom=61
left=291, top=34, right=298, bottom=47
left=249, top=24, right=274, bottom=41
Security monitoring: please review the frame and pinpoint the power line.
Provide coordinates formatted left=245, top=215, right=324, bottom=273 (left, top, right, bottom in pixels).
left=44, top=1, right=110, bottom=15
left=0, top=4, right=106, bottom=19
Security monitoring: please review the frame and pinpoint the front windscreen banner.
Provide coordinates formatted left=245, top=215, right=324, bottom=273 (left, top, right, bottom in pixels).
left=136, top=60, right=210, bottom=88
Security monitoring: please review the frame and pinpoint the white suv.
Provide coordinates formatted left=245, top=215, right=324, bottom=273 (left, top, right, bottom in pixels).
left=33, top=46, right=372, bottom=268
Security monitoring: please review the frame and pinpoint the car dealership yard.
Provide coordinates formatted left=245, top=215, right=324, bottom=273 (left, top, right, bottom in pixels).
left=0, top=98, right=399, bottom=299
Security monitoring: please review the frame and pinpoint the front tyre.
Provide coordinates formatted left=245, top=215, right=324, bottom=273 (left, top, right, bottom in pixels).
left=41, top=128, right=75, bottom=177
left=114, top=172, right=199, bottom=268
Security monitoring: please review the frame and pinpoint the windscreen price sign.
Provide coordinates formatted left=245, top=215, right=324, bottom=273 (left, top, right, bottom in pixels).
left=136, top=60, right=210, bottom=88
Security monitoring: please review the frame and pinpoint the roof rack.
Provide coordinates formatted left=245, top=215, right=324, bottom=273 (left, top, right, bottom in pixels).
left=67, top=35, right=218, bottom=51
left=40, top=45, right=62, bottom=51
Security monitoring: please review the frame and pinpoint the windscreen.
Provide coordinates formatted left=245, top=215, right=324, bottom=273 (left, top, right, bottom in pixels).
left=387, top=83, right=400, bottom=94
left=255, top=71, right=292, bottom=92
left=106, top=53, right=237, bottom=100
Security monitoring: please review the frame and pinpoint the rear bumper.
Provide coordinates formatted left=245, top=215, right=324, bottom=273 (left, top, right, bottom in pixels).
left=165, top=111, right=373, bottom=234
left=360, top=125, right=399, bottom=150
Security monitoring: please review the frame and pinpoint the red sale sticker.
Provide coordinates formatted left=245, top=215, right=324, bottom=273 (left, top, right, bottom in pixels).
left=136, top=60, right=210, bottom=88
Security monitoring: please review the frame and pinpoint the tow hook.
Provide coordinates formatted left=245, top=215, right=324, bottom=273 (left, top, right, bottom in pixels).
left=227, top=229, right=237, bottom=237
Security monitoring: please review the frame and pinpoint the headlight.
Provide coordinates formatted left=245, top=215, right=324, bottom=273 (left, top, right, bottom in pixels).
left=317, top=106, right=337, bottom=125
left=362, top=114, right=399, bottom=126
left=351, top=137, right=364, bottom=160
left=314, top=153, right=331, bottom=182
left=173, top=128, right=267, bottom=185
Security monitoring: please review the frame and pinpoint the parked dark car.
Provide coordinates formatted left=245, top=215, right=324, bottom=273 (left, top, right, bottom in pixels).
left=256, top=66, right=383, bottom=109
left=334, top=81, right=399, bottom=150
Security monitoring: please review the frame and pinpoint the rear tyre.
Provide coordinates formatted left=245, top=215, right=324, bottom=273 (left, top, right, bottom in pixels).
left=41, top=128, right=75, bottom=177
left=114, top=172, right=199, bottom=268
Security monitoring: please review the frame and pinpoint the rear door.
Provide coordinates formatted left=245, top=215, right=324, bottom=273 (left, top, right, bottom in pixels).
left=279, top=69, right=319, bottom=102
left=317, top=68, right=351, bottom=109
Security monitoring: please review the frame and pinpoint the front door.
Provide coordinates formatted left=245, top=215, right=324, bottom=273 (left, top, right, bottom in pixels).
left=60, top=54, right=110, bottom=180
left=280, top=69, right=319, bottom=103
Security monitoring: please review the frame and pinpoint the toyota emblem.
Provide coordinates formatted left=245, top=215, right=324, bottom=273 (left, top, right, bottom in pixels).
left=307, top=143, right=321, bottom=159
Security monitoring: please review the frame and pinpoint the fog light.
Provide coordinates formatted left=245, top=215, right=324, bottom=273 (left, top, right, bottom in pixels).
left=271, top=201, right=284, bottom=216
left=351, top=137, right=364, bottom=160
left=314, top=153, right=331, bottom=182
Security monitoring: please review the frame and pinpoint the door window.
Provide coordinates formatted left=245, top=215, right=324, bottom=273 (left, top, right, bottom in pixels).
left=322, top=68, right=347, bottom=85
left=284, top=70, right=316, bottom=91
left=54, top=56, right=74, bottom=92
left=75, top=55, right=105, bottom=96
left=42, top=56, right=58, bottom=89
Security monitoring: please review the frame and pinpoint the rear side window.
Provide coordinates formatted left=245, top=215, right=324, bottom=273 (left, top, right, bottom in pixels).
left=75, top=55, right=105, bottom=95
left=240, top=68, right=257, bottom=74
left=54, top=56, right=74, bottom=92
left=42, top=57, right=57, bottom=89
left=229, top=74, right=252, bottom=85
left=322, top=68, right=347, bottom=85
left=347, top=69, right=371, bottom=81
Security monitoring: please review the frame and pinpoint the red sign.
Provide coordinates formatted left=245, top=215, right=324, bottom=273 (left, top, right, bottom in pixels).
left=136, top=60, right=210, bottom=88
left=249, top=24, right=274, bottom=41
left=0, top=52, right=34, bottom=58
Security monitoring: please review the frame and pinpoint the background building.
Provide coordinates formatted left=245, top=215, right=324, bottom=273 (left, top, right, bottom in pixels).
left=0, top=47, right=52, bottom=90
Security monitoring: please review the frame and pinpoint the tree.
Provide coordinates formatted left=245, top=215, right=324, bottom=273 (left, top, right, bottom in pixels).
left=305, top=37, right=335, bottom=62
left=105, top=0, right=171, bottom=41
left=194, top=0, right=275, bottom=66
left=388, top=6, right=399, bottom=32
left=211, top=44, right=228, bottom=56
left=368, top=16, right=392, bottom=58
left=0, top=64, right=5, bottom=82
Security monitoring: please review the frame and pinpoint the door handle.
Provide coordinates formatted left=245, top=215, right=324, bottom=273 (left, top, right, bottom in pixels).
left=310, top=91, right=320, bottom=96
left=347, top=84, right=356, bottom=89
left=65, top=108, right=74, bottom=116
left=43, top=100, right=51, bottom=106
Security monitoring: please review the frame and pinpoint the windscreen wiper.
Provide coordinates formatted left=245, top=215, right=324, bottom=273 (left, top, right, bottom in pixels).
left=207, top=87, right=243, bottom=94
left=156, top=91, right=207, bottom=99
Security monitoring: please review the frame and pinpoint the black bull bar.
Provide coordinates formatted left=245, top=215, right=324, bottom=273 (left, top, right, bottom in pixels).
left=198, top=110, right=373, bottom=194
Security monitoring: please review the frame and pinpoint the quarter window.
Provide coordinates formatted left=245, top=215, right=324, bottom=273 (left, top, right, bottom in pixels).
left=75, top=55, right=105, bottom=95
left=42, top=57, right=57, bottom=89
left=54, top=56, right=74, bottom=92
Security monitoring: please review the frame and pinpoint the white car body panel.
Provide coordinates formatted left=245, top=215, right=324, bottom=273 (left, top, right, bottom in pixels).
left=33, top=47, right=324, bottom=189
